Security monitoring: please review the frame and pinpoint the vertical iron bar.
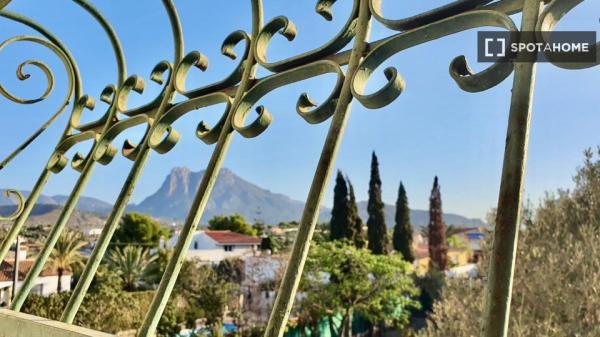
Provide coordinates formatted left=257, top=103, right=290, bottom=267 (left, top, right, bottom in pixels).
left=61, top=0, right=186, bottom=322
left=0, top=169, right=51, bottom=263
left=5, top=0, right=127, bottom=311
left=10, top=154, right=98, bottom=311
left=136, top=1, right=263, bottom=336
left=60, top=143, right=152, bottom=323
left=480, top=1, right=542, bottom=337
left=11, top=235, right=21, bottom=301
left=262, top=2, right=371, bottom=337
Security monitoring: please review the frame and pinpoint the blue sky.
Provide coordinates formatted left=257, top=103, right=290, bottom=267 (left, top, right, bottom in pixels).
left=0, top=1, right=598, bottom=220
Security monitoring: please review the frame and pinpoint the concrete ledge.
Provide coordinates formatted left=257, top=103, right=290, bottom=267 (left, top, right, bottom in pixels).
left=0, top=309, right=114, bottom=337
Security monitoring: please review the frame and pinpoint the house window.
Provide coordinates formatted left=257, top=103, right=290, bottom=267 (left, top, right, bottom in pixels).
left=193, top=241, right=198, bottom=250
left=224, top=245, right=233, bottom=252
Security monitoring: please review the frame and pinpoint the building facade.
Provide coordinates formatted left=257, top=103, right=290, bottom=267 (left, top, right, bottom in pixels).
left=167, top=230, right=261, bottom=263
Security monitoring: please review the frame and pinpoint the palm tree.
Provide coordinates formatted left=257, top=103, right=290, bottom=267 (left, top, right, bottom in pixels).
left=48, top=230, right=86, bottom=292
left=107, top=245, right=157, bottom=291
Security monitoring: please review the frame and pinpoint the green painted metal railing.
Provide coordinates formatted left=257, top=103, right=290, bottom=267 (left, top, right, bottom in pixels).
left=0, top=0, right=597, bottom=337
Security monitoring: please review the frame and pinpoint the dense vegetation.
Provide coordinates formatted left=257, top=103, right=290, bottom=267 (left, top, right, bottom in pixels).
left=419, top=148, right=600, bottom=337
left=18, top=148, right=600, bottom=337
left=296, top=242, right=419, bottom=337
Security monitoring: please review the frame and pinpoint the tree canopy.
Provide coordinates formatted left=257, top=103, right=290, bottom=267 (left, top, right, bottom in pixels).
left=347, top=179, right=366, bottom=248
left=367, top=152, right=388, bottom=254
left=427, top=177, right=447, bottom=270
left=297, top=242, right=419, bottom=337
left=175, top=259, right=239, bottom=337
left=112, top=212, right=168, bottom=248
left=48, top=230, right=86, bottom=292
left=393, top=182, right=414, bottom=262
left=330, top=171, right=351, bottom=241
left=208, top=214, right=257, bottom=236
left=107, top=245, right=157, bottom=291
left=419, top=148, right=600, bottom=337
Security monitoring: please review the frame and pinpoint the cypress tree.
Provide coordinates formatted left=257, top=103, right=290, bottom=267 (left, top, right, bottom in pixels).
left=367, top=152, right=388, bottom=254
left=428, top=176, right=448, bottom=270
left=347, top=178, right=365, bottom=248
left=330, top=170, right=350, bottom=241
left=393, top=182, right=414, bottom=262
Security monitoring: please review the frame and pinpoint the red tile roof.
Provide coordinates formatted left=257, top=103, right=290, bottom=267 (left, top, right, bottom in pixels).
left=204, top=230, right=261, bottom=245
left=0, top=259, right=69, bottom=282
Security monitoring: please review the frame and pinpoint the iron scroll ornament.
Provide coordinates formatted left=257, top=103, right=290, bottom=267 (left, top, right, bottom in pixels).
left=254, top=0, right=360, bottom=72
left=536, top=0, right=599, bottom=69
left=0, top=0, right=128, bottom=308
left=351, top=10, right=517, bottom=109
left=0, top=1, right=597, bottom=337
left=0, top=34, right=74, bottom=220
left=0, top=0, right=121, bottom=221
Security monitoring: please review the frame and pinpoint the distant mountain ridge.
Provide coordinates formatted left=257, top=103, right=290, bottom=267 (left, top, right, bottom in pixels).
left=0, top=190, right=111, bottom=230
left=0, top=190, right=113, bottom=215
left=1, top=167, right=486, bottom=229
left=129, top=167, right=310, bottom=224
left=130, top=167, right=486, bottom=228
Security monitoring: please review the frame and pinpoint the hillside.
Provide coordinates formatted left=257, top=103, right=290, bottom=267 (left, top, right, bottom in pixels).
left=1, top=168, right=486, bottom=229
left=129, top=167, right=310, bottom=224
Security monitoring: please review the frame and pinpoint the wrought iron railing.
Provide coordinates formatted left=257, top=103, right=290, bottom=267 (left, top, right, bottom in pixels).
left=0, top=0, right=596, bottom=336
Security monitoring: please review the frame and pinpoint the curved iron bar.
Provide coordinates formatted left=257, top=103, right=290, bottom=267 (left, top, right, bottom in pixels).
left=369, top=0, right=495, bottom=31
left=484, top=0, right=528, bottom=14
left=148, top=92, right=232, bottom=154
left=351, top=10, right=517, bottom=109
left=6, top=0, right=129, bottom=310
left=0, top=34, right=75, bottom=232
left=175, top=30, right=249, bottom=98
left=116, top=61, right=173, bottom=118
left=68, top=85, right=116, bottom=134
left=72, top=0, right=127, bottom=84
left=0, top=1, right=595, bottom=337
left=0, top=11, right=82, bottom=97
left=232, top=60, right=345, bottom=138
left=90, top=61, right=176, bottom=167
left=0, top=11, right=81, bottom=171
left=0, top=55, right=53, bottom=104
left=8, top=84, right=122, bottom=311
left=137, top=1, right=263, bottom=335
left=0, top=189, right=24, bottom=221
left=60, top=0, right=186, bottom=324
left=536, top=0, right=599, bottom=69
left=0, top=0, right=124, bottom=260
left=67, top=0, right=126, bottom=131
left=255, top=0, right=360, bottom=72
left=0, top=0, right=127, bottom=167
left=0, top=4, right=25, bottom=222
left=263, top=1, right=371, bottom=337
left=93, top=114, right=150, bottom=164
left=46, top=129, right=97, bottom=174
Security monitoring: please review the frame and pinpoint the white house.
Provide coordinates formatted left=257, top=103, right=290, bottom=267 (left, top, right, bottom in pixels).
left=167, top=230, right=261, bottom=263
left=0, top=246, right=71, bottom=307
